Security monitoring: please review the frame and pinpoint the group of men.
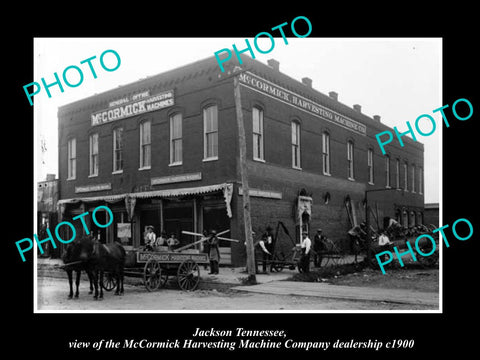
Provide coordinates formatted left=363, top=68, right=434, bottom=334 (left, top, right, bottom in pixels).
left=255, top=227, right=328, bottom=274
left=144, top=223, right=395, bottom=275
left=143, top=226, right=221, bottom=275
left=143, top=226, right=180, bottom=251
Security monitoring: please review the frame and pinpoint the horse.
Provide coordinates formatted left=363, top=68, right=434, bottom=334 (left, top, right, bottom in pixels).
left=91, top=241, right=126, bottom=299
left=62, top=237, right=95, bottom=299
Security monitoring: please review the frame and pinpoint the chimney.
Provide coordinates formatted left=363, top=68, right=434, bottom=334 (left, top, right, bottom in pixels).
left=329, top=91, right=338, bottom=101
left=301, top=77, right=312, bottom=88
left=353, top=104, right=362, bottom=112
left=373, top=115, right=381, bottom=122
left=267, top=59, right=280, bottom=71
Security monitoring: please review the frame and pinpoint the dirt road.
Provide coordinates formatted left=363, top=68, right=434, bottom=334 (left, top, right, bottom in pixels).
left=36, top=276, right=435, bottom=311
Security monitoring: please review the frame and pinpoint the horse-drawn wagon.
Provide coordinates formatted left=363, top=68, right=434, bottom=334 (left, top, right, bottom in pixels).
left=101, top=229, right=236, bottom=293
left=137, top=249, right=209, bottom=291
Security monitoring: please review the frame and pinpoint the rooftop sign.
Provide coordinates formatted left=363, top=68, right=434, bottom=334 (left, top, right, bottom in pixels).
left=239, top=72, right=367, bottom=135
left=91, top=89, right=174, bottom=126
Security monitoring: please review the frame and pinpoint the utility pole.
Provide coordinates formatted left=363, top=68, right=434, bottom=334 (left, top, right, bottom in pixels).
left=233, top=71, right=257, bottom=285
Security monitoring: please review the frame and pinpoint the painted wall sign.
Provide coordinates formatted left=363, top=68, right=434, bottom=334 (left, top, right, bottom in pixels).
left=91, top=89, right=174, bottom=126
left=239, top=72, right=367, bottom=135
left=151, top=172, right=202, bottom=186
left=75, top=183, right=112, bottom=193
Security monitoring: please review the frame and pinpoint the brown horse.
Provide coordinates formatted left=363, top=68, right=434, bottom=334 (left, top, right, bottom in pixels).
left=91, top=241, right=126, bottom=299
left=62, top=237, right=95, bottom=299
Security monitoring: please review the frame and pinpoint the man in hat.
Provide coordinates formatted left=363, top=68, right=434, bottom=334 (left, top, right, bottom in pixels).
left=207, top=230, right=220, bottom=274
left=144, top=225, right=156, bottom=251
left=313, top=228, right=328, bottom=267
left=299, top=230, right=312, bottom=273
left=259, top=226, right=275, bottom=273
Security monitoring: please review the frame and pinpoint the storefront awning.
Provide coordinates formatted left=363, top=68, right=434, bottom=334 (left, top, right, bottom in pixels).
left=57, top=183, right=234, bottom=218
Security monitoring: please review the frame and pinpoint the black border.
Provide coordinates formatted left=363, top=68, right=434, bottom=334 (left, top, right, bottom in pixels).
left=8, top=6, right=478, bottom=357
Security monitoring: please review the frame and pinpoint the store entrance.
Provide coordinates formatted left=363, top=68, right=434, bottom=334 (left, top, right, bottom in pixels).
left=163, top=200, right=194, bottom=248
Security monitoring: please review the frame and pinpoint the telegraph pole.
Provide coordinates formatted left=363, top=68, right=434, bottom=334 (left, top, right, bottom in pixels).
left=233, top=70, right=257, bottom=285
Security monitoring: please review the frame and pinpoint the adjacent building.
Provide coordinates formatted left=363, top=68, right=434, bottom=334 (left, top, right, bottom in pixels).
left=56, top=54, right=424, bottom=266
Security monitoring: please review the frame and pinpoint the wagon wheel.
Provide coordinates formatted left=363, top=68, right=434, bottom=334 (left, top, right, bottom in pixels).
left=143, top=259, right=162, bottom=292
left=270, top=254, right=285, bottom=272
left=177, top=260, right=200, bottom=291
left=101, top=272, right=117, bottom=291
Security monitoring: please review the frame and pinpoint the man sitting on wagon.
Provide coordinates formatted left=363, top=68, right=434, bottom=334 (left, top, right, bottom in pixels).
left=144, top=225, right=156, bottom=251
left=166, top=233, right=180, bottom=251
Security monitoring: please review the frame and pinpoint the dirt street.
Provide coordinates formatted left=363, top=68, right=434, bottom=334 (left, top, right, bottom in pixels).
left=36, top=276, right=435, bottom=311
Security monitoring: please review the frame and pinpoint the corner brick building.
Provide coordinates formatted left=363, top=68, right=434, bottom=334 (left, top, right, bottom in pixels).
left=57, top=54, right=424, bottom=266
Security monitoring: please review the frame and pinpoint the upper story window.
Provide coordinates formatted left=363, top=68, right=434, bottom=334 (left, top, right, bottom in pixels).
left=419, top=167, right=423, bottom=195
left=139, top=121, right=151, bottom=169
left=252, top=107, right=264, bottom=161
left=411, top=164, right=416, bottom=193
left=385, top=155, right=391, bottom=188
left=395, top=158, right=400, bottom=189
left=322, top=132, right=330, bottom=175
left=170, top=113, right=183, bottom=165
left=113, top=127, right=123, bottom=173
left=367, top=148, right=374, bottom=184
left=347, top=140, right=354, bottom=180
left=89, top=133, right=99, bottom=177
left=404, top=162, right=408, bottom=191
left=203, top=105, right=218, bottom=160
left=67, top=138, right=76, bottom=180
left=291, top=121, right=301, bottom=169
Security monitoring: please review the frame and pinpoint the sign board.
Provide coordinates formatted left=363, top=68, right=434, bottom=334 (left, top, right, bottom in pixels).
left=117, top=223, right=131, bottom=238
left=136, top=252, right=209, bottom=264
left=239, top=72, right=367, bottom=136
left=91, top=90, right=174, bottom=126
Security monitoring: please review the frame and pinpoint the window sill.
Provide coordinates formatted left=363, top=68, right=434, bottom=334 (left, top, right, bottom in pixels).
left=323, top=172, right=331, bottom=176
left=253, top=158, right=265, bottom=163
left=348, top=177, right=355, bottom=182
left=169, top=162, right=183, bottom=167
left=112, top=170, right=123, bottom=175
left=138, top=166, right=151, bottom=171
left=368, top=182, right=374, bottom=186
left=88, top=174, right=98, bottom=178
left=292, top=166, right=302, bottom=171
left=203, top=157, right=218, bottom=162
left=67, top=177, right=76, bottom=181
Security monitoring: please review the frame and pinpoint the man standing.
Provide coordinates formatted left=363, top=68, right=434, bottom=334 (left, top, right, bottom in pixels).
left=299, top=231, right=312, bottom=273
left=207, top=230, right=220, bottom=275
left=259, top=227, right=274, bottom=274
left=313, top=228, right=327, bottom=267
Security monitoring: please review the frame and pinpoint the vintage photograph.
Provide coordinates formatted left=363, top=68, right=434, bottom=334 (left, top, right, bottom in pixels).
left=34, top=38, right=442, bottom=312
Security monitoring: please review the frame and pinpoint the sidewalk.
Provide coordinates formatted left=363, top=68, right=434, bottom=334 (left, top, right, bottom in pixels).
left=232, top=281, right=439, bottom=307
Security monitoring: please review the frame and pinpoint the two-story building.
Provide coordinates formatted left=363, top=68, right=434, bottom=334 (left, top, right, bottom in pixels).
left=56, top=54, right=424, bottom=266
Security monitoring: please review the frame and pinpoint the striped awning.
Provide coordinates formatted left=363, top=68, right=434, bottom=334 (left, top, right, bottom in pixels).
left=57, top=183, right=234, bottom=218
left=131, top=183, right=229, bottom=199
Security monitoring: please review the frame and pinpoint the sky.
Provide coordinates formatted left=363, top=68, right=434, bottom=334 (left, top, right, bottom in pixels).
left=34, top=37, right=441, bottom=203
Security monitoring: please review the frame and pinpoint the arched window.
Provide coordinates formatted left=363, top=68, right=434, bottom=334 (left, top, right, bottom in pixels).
left=252, top=107, right=264, bottom=161
left=170, top=113, right=182, bottom=165
left=385, top=155, right=391, bottom=188
left=347, top=140, right=354, bottom=180
left=203, top=105, right=218, bottom=160
left=89, top=132, right=99, bottom=176
left=139, top=120, right=151, bottom=169
left=291, top=120, right=301, bottom=169
left=367, top=148, right=374, bottom=184
left=113, top=127, right=123, bottom=173
left=322, top=132, right=330, bottom=175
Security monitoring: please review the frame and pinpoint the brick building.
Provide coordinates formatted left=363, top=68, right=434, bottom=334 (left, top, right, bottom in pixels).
left=57, top=54, right=424, bottom=266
